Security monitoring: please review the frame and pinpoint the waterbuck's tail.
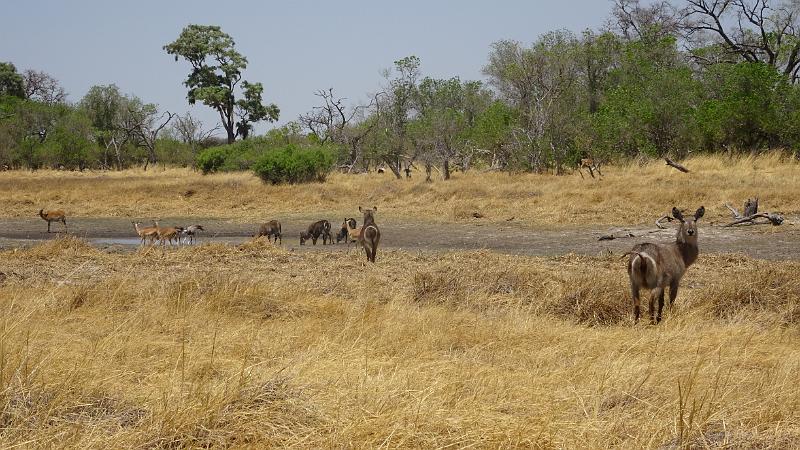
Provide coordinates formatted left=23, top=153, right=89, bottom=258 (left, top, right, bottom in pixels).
left=624, top=251, right=650, bottom=279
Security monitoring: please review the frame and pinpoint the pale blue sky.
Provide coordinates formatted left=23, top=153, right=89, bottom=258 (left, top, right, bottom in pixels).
left=1, top=1, right=613, bottom=135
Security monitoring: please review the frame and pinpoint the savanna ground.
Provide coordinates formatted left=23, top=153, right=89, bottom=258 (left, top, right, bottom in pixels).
left=1, top=153, right=800, bottom=448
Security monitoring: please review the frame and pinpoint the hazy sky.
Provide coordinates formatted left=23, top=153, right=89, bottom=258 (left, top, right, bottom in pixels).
left=1, top=0, right=613, bottom=135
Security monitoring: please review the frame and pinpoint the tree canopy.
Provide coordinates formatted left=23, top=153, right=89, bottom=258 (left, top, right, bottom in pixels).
left=164, top=25, right=279, bottom=144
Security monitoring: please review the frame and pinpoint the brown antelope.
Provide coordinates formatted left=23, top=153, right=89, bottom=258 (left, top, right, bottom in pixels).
left=336, top=218, right=357, bottom=243
left=358, top=206, right=381, bottom=263
left=154, top=221, right=182, bottom=247
left=345, top=219, right=362, bottom=247
left=300, top=220, right=332, bottom=245
left=625, top=206, right=705, bottom=324
left=132, top=221, right=159, bottom=246
left=577, top=158, right=602, bottom=179
left=39, top=209, right=67, bottom=233
left=255, top=220, right=281, bottom=244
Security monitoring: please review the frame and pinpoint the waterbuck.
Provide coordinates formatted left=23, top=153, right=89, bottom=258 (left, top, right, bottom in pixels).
left=39, top=209, right=67, bottom=233
left=255, top=220, right=282, bottom=244
left=625, top=206, right=705, bottom=324
left=300, top=220, right=332, bottom=245
left=358, top=206, right=380, bottom=263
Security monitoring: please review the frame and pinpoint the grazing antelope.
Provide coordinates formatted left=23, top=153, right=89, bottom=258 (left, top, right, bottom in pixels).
left=625, top=206, right=705, bottom=324
left=154, top=221, right=182, bottom=247
left=336, top=218, right=357, bottom=243
left=577, top=158, right=602, bottom=179
left=180, top=224, right=205, bottom=245
left=255, top=220, right=282, bottom=244
left=300, top=220, right=332, bottom=245
left=132, top=221, right=159, bottom=246
left=358, top=206, right=381, bottom=263
left=39, top=209, right=67, bottom=233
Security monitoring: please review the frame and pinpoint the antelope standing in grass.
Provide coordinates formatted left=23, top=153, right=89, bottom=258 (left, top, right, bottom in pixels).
left=577, top=158, right=602, bottom=179
left=625, top=206, right=705, bottom=324
left=358, top=206, right=381, bottom=263
left=255, top=220, right=281, bottom=244
left=132, top=221, right=159, bottom=246
left=39, top=209, right=67, bottom=233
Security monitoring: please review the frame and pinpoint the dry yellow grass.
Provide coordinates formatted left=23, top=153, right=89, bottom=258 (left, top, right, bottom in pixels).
left=1, top=236, right=800, bottom=447
left=1, top=152, right=798, bottom=225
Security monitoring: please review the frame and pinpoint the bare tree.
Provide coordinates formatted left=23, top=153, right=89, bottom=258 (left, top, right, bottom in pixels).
left=126, top=105, right=176, bottom=170
left=300, top=88, right=381, bottom=173
left=22, top=70, right=67, bottom=105
left=610, top=0, right=680, bottom=41
left=171, top=112, right=219, bottom=150
left=682, top=0, right=800, bottom=80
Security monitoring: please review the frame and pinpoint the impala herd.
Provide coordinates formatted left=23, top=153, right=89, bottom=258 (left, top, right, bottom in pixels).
left=38, top=203, right=705, bottom=324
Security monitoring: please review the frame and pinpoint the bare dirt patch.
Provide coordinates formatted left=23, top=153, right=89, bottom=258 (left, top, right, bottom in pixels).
left=1, top=215, right=797, bottom=260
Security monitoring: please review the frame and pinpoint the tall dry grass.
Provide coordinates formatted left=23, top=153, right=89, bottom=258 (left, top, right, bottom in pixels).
left=1, top=152, right=798, bottom=225
left=1, top=236, right=800, bottom=447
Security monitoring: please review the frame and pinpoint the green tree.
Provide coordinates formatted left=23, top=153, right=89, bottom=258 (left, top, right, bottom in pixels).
left=164, top=25, right=279, bottom=144
left=0, top=62, right=25, bottom=99
left=696, top=62, right=792, bottom=151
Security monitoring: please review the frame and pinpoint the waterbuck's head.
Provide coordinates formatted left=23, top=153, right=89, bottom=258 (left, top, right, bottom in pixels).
left=672, top=206, right=705, bottom=244
left=359, top=206, right=377, bottom=225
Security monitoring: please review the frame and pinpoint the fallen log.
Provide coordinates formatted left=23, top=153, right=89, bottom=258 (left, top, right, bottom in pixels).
left=723, top=198, right=784, bottom=227
left=665, top=158, right=690, bottom=173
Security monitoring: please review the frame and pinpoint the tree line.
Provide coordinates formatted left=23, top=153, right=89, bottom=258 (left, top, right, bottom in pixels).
left=2, top=0, right=800, bottom=178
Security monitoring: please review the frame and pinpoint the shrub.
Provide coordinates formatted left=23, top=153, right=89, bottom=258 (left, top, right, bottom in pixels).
left=196, top=147, right=228, bottom=174
left=251, top=145, right=334, bottom=184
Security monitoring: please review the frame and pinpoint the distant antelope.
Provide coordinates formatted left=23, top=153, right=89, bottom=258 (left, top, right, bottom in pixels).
left=255, top=220, right=281, bottom=244
left=358, top=206, right=381, bottom=263
left=577, top=158, right=602, bottom=179
left=300, top=220, right=332, bottom=245
left=39, top=209, right=67, bottom=233
left=154, top=221, right=182, bottom=247
left=625, top=206, right=705, bottom=324
left=336, top=218, right=357, bottom=244
left=132, top=221, right=159, bottom=246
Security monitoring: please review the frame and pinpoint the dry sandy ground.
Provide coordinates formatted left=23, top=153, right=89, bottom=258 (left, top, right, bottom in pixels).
left=1, top=215, right=798, bottom=260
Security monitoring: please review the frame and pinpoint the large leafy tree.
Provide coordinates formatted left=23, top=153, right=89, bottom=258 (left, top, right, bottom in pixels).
left=164, top=25, right=279, bottom=144
left=0, top=62, right=25, bottom=99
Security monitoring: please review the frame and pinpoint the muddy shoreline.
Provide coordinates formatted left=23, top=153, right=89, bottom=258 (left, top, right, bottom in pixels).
left=1, top=216, right=797, bottom=260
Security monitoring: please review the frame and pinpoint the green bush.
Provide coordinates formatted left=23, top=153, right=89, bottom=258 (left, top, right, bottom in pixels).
left=196, top=147, right=228, bottom=174
left=251, top=145, right=334, bottom=184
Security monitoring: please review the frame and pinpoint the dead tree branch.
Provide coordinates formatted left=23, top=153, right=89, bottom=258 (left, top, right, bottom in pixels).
left=723, top=197, right=784, bottom=226
left=665, top=157, right=690, bottom=173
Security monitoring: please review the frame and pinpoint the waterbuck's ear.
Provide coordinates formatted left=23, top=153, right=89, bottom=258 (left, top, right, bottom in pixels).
left=672, top=207, right=684, bottom=222
left=359, top=206, right=363, bottom=212
left=373, top=206, right=377, bottom=211
left=695, top=206, right=705, bottom=220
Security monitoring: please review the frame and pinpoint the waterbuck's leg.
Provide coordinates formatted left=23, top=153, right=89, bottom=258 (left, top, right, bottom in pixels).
left=370, top=245, right=377, bottom=263
left=47, top=221, right=51, bottom=233
left=630, top=284, right=641, bottom=323
left=650, top=287, right=663, bottom=325
left=657, top=289, right=666, bottom=323
left=669, top=280, right=680, bottom=306
left=363, top=245, right=371, bottom=262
